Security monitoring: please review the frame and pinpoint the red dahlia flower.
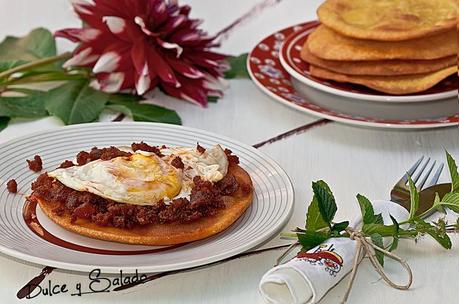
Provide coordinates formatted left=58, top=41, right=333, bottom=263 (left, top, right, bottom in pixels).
left=56, top=0, right=228, bottom=106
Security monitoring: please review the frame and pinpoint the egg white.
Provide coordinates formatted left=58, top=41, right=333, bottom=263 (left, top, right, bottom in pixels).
left=48, top=144, right=229, bottom=206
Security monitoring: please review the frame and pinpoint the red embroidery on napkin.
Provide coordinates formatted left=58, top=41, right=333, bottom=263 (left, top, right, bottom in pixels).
left=297, top=244, right=343, bottom=276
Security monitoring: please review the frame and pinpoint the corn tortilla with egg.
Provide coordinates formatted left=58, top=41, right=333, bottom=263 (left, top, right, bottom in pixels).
left=37, top=163, right=253, bottom=246
left=33, top=144, right=254, bottom=246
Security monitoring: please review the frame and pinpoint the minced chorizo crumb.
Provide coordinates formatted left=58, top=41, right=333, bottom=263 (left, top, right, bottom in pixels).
left=196, top=143, right=206, bottom=154
left=7, top=179, right=17, bottom=193
left=76, top=151, right=90, bottom=165
left=59, top=160, right=74, bottom=168
left=224, top=149, right=239, bottom=165
left=27, top=155, right=43, bottom=172
left=131, top=142, right=164, bottom=157
left=171, top=156, right=184, bottom=169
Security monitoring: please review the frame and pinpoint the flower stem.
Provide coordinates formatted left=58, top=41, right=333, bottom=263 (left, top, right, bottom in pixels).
left=0, top=52, right=72, bottom=79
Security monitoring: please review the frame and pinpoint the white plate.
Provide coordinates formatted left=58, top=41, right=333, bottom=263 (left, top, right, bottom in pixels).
left=279, top=25, right=457, bottom=103
left=0, top=122, right=294, bottom=273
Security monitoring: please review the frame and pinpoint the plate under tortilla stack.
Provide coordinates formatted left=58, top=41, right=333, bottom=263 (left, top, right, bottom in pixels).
left=309, top=65, right=457, bottom=95
left=307, top=25, right=457, bottom=61
left=317, top=0, right=458, bottom=41
left=301, top=44, right=456, bottom=76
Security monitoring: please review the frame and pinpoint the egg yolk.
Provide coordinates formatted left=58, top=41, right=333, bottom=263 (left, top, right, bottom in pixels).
left=108, top=154, right=182, bottom=200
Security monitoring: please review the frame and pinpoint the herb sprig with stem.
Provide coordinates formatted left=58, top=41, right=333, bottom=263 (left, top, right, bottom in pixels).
left=283, top=151, right=459, bottom=266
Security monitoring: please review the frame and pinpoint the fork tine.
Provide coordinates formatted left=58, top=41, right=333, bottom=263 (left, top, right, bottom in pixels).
left=411, top=157, right=430, bottom=184
left=417, top=160, right=436, bottom=190
left=398, top=156, right=424, bottom=185
left=425, top=162, right=444, bottom=188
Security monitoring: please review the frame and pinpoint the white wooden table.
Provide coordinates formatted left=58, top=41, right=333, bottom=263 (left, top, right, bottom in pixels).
left=1, top=1, right=458, bottom=303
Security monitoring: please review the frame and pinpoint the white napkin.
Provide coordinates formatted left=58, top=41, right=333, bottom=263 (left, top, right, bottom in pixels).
left=259, top=200, right=409, bottom=304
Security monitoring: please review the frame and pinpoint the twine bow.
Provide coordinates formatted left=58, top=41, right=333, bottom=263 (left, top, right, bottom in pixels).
left=341, top=227, right=413, bottom=303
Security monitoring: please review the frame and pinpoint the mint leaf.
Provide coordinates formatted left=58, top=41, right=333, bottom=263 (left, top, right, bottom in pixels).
left=305, top=195, right=328, bottom=231
left=224, top=53, right=249, bottom=79
left=363, top=223, right=397, bottom=237
left=0, top=28, right=56, bottom=61
left=356, top=194, right=383, bottom=224
left=414, top=218, right=452, bottom=249
left=440, top=192, right=459, bottom=213
left=374, top=213, right=384, bottom=224
left=370, top=233, right=385, bottom=267
left=446, top=151, right=459, bottom=193
left=389, top=215, right=399, bottom=252
left=107, top=94, right=181, bottom=125
left=312, top=180, right=337, bottom=225
left=407, top=175, right=419, bottom=220
left=331, top=221, right=349, bottom=236
left=0, top=90, right=48, bottom=118
left=0, top=116, right=9, bottom=132
left=297, top=231, right=330, bottom=251
left=45, top=80, right=108, bottom=124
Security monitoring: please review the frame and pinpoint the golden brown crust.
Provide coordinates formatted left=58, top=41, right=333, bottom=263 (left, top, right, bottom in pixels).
left=317, top=0, right=458, bottom=41
left=307, top=25, right=457, bottom=61
left=301, top=42, right=456, bottom=76
left=309, top=65, right=457, bottom=95
left=37, top=164, right=254, bottom=246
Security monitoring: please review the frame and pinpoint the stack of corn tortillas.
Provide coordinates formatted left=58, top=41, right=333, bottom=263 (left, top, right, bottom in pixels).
left=301, top=0, right=458, bottom=95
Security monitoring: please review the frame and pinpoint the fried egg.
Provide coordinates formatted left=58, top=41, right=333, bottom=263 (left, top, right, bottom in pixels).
left=49, top=153, right=182, bottom=206
left=159, top=144, right=229, bottom=200
left=48, top=145, right=229, bottom=206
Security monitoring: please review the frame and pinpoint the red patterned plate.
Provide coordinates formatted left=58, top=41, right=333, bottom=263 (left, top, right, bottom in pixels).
left=279, top=22, right=457, bottom=103
left=247, top=22, right=459, bottom=129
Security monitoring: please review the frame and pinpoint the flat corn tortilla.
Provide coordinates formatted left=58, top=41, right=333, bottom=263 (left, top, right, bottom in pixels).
left=317, top=0, right=458, bottom=41
left=307, top=25, right=457, bottom=61
left=309, top=65, right=457, bottom=95
left=301, top=43, right=456, bottom=76
left=37, top=164, right=254, bottom=246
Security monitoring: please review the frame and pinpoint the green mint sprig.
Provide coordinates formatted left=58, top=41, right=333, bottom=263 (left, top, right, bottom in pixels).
left=282, top=151, right=459, bottom=266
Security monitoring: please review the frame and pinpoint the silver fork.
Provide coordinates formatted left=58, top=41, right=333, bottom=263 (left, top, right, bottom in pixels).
left=390, top=156, right=445, bottom=216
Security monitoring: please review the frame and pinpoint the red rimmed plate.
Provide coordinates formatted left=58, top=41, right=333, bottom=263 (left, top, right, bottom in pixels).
left=247, top=21, right=459, bottom=129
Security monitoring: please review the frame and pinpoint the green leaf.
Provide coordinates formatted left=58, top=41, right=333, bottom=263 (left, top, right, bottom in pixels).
left=446, top=151, right=459, bottom=193
left=356, top=194, right=382, bottom=225
left=0, top=116, right=10, bottom=132
left=414, top=218, right=452, bottom=249
left=107, top=94, right=181, bottom=125
left=311, top=180, right=337, bottom=225
left=370, top=233, right=385, bottom=267
left=440, top=193, right=459, bottom=213
left=0, top=90, right=48, bottom=118
left=331, top=221, right=349, bottom=236
left=224, top=53, right=249, bottom=79
left=45, top=80, right=108, bottom=125
left=389, top=215, right=399, bottom=252
left=207, top=96, right=219, bottom=103
left=0, top=60, right=28, bottom=72
left=0, top=28, right=56, bottom=61
left=362, top=223, right=397, bottom=237
left=305, top=195, right=328, bottom=231
left=374, top=213, right=384, bottom=225
left=297, top=230, right=330, bottom=251
left=407, top=175, right=419, bottom=220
